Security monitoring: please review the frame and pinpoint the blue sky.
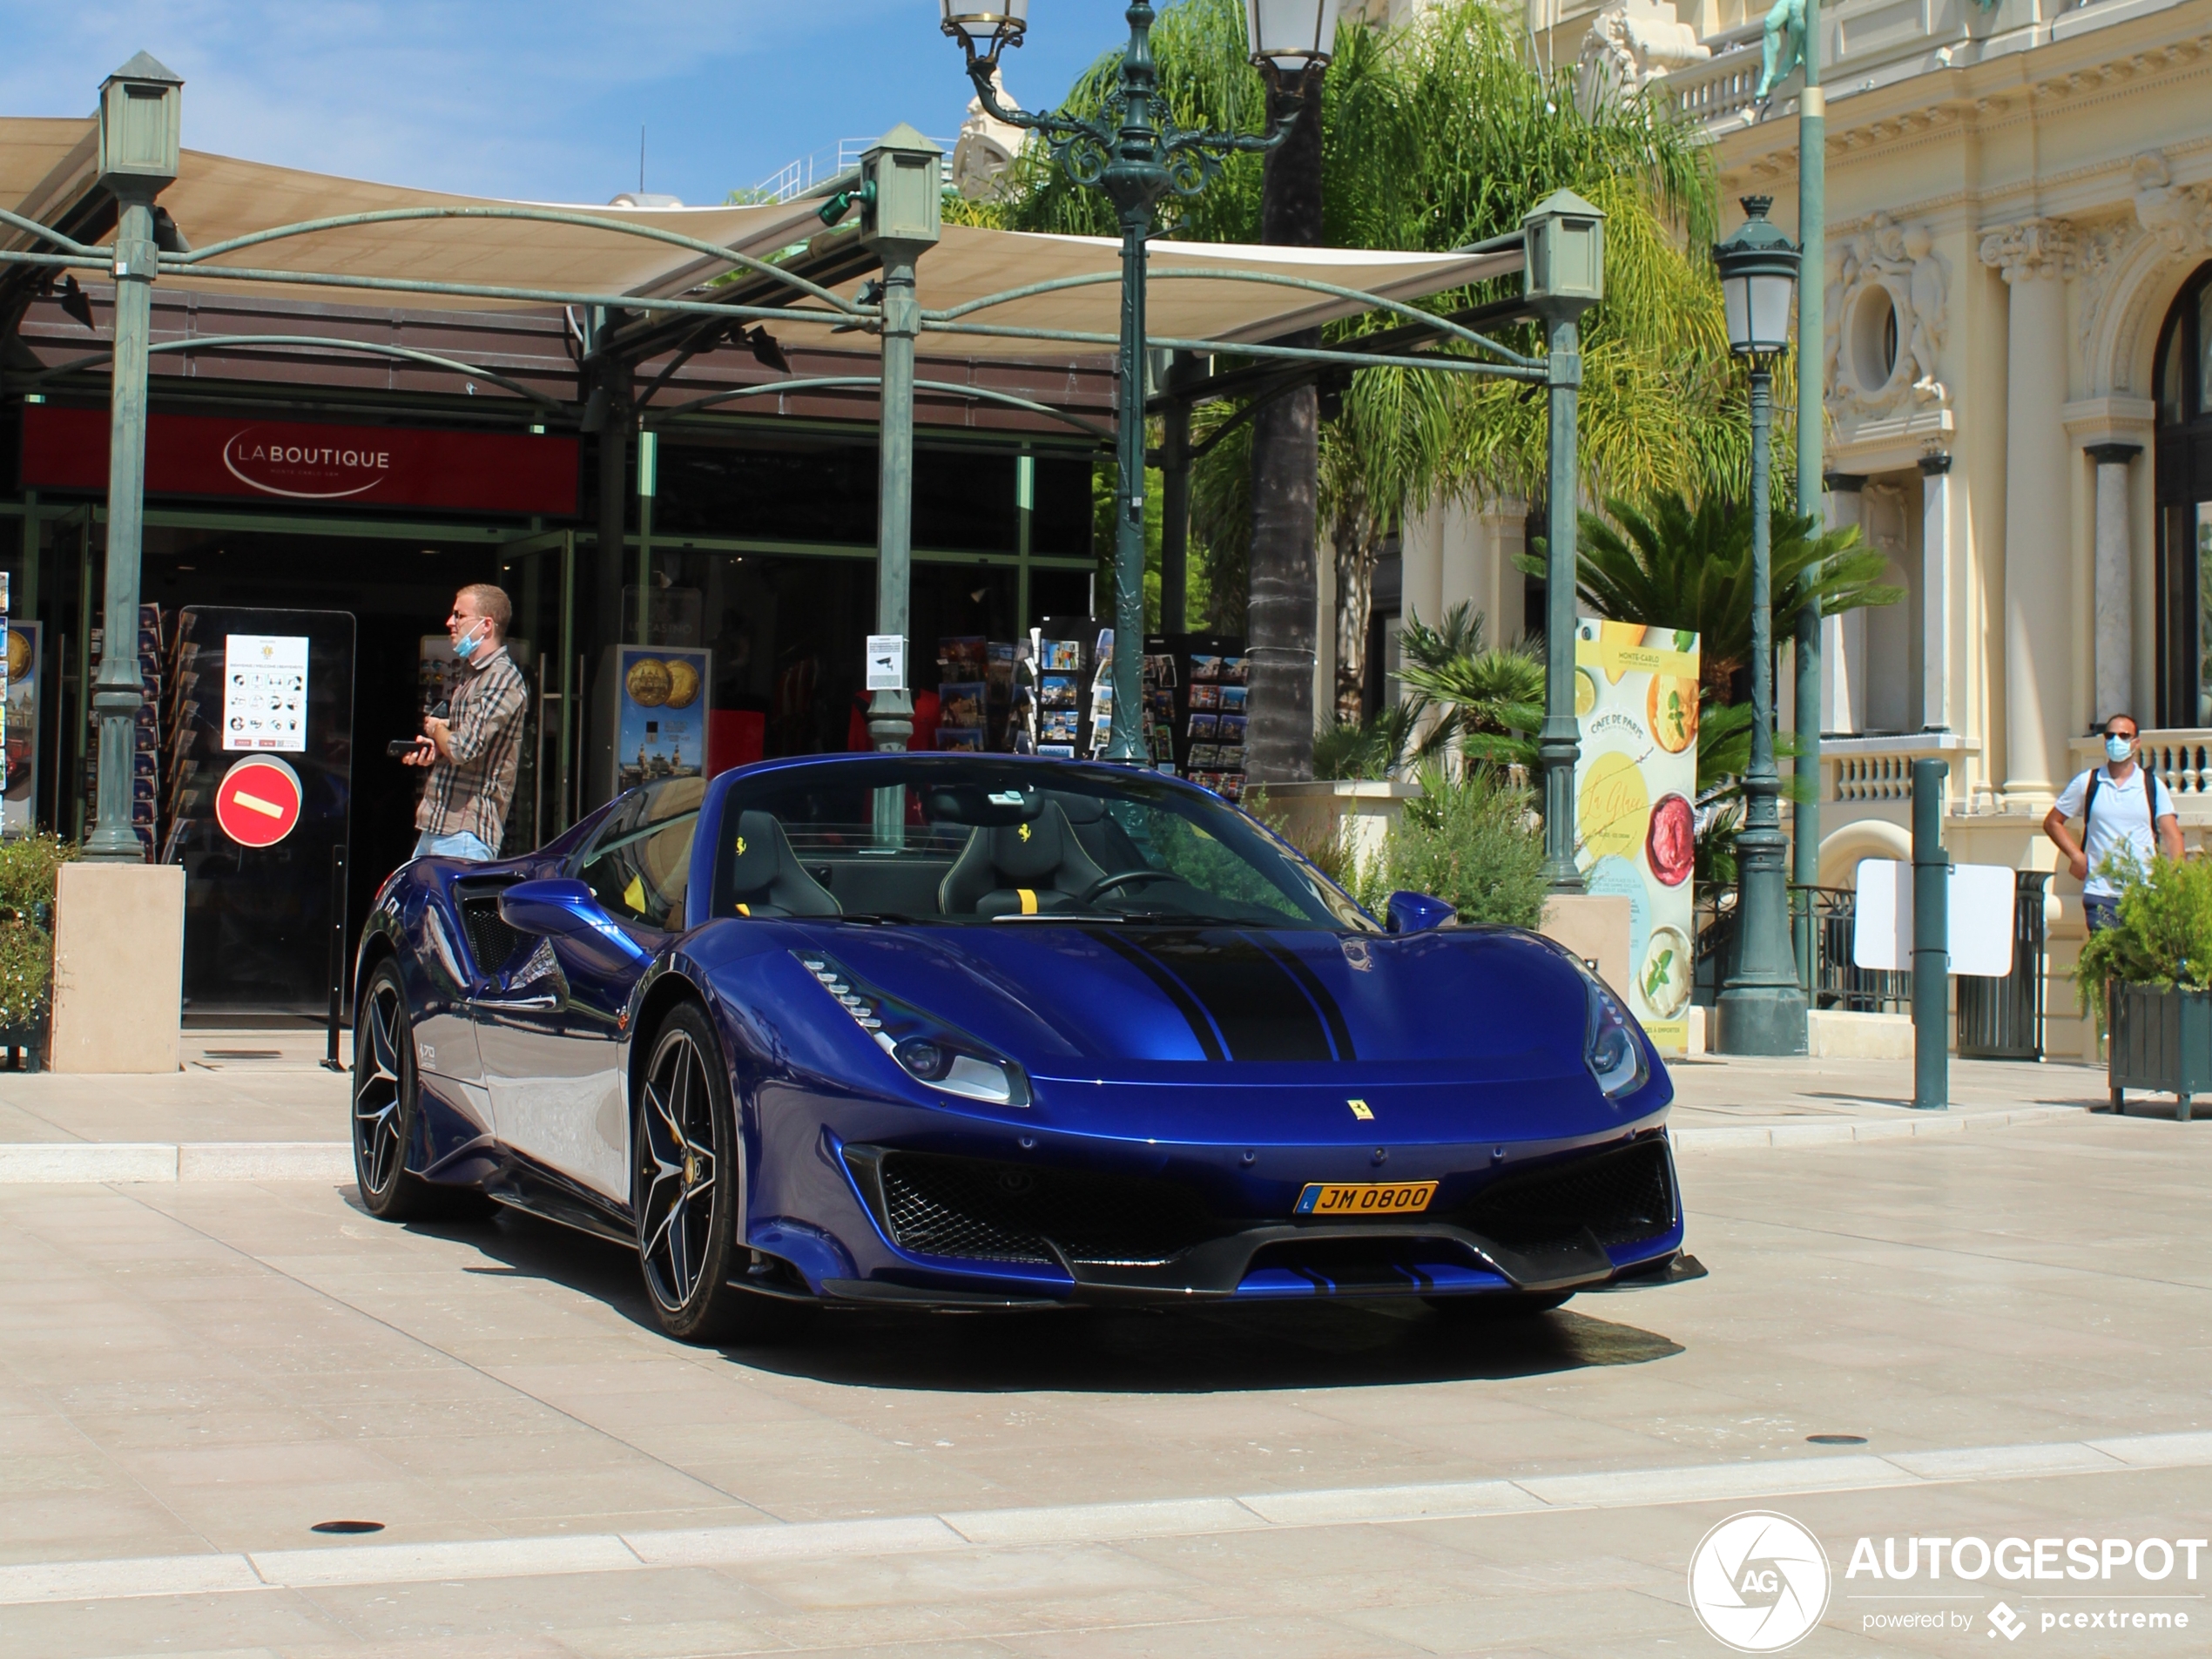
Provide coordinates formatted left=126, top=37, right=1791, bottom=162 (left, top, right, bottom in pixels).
left=0, top=2, right=1130, bottom=204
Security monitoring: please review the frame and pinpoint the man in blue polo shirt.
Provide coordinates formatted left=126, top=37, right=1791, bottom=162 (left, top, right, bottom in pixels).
left=2043, top=712, right=2183, bottom=934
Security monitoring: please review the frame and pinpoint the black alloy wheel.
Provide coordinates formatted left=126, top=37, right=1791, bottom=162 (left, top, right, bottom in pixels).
left=634, top=1001, right=806, bottom=1344
left=354, top=961, right=440, bottom=1220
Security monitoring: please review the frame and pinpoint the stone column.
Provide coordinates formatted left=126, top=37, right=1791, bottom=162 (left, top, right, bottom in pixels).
left=1822, top=472, right=1868, bottom=733
left=1918, top=452, right=1952, bottom=732
left=2085, top=442, right=2141, bottom=725
left=1399, top=501, right=1443, bottom=640
left=1981, top=219, right=2077, bottom=806
left=1438, top=499, right=1477, bottom=626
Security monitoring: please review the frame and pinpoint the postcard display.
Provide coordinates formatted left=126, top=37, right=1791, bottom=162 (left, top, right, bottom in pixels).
left=165, top=607, right=357, bottom=1014
left=83, top=604, right=164, bottom=859
left=1139, top=633, right=1250, bottom=799
left=932, top=636, right=1016, bottom=752
left=1013, top=617, right=1118, bottom=759
left=1571, top=619, right=1700, bottom=1054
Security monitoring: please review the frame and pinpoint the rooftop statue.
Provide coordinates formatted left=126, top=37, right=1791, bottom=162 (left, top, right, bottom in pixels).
left=1755, top=0, right=1806, bottom=102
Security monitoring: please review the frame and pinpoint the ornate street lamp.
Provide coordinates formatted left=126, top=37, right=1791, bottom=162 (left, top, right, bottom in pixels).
left=1712, top=197, right=1808, bottom=1055
left=942, top=2, right=1332, bottom=760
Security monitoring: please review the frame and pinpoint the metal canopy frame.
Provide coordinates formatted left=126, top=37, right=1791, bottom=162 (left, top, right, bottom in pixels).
left=2, top=121, right=1582, bottom=865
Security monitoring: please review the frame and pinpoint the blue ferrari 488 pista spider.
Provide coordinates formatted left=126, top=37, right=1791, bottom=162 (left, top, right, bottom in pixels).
left=352, top=753, right=1685, bottom=1341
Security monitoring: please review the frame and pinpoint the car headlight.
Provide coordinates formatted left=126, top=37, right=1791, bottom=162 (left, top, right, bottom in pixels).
left=1581, top=970, right=1649, bottom=1100
left=794, top=951, right=1030, bottom=1108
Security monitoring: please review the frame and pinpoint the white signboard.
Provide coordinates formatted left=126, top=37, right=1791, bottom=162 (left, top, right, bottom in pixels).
left=1852, top=860, right=2017, bottom=977
left=223, top=633, right=310, bottom=752
left=865, top=634, right=906, bottom=692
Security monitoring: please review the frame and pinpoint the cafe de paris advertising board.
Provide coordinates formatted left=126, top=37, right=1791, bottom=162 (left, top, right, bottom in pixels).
left=1574, top=618, right=1700, bottom=1054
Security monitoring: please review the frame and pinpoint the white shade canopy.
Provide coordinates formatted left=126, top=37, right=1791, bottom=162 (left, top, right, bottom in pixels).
left=1246, top=0, right=1344, bottom=72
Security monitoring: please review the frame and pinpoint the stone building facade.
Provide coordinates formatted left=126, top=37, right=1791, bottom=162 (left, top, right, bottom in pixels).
left=1384, top=0, right=2212, bottom=1060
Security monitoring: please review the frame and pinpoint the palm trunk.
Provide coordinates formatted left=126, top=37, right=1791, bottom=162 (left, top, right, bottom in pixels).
left=1334, top=500, right=1379, bottom=724
left=1245, top=76, right=1325, bottom=786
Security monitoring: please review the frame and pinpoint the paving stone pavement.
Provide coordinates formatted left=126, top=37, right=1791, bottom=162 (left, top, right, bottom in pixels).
left=0, top=1032, right=2153, bottom=1182
left=0, top=1104, right=2207, bottom=1656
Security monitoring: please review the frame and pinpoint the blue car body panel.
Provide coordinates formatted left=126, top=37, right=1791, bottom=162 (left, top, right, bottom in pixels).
left=354, top=754, right=1685, bottom=1309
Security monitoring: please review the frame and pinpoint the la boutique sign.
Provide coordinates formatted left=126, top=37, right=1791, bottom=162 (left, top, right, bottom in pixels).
left=20, top=406, right=577, bottom=516
left=221, top=428, right=395, bottom=500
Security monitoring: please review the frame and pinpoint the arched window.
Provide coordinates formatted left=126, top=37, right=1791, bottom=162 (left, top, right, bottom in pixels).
left=2155, top=262, right=2212, bottom=725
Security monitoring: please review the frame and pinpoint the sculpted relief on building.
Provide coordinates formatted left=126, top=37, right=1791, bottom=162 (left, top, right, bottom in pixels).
left=1575, top=0, right=1709, bottom=111
left=1823, top=212, right=1949, bottom=442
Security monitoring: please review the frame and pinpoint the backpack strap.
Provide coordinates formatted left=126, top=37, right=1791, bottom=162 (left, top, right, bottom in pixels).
left=2084, top=769, right=2101, bottom=829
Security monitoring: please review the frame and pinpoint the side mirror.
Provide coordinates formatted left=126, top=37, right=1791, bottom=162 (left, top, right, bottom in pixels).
left=1386, top=890, right=1457, bottom=934
left=498, top=877, right=650, bottom=966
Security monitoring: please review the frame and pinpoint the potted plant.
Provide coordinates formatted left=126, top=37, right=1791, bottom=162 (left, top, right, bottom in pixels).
left=2075, top=853, right=2212, bottom=1121
left=0, top=833, right=77, bottom=1071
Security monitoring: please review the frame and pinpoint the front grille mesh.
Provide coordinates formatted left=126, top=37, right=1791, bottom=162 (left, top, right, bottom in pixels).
left=1455, top=1137, right=1676, bottom=1249
left=458, top=894, right=525, bottom=976
left=872, top=1152, right=1218, bottom=1267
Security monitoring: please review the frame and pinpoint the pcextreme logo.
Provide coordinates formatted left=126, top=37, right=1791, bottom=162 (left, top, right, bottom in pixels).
left=1689, top=1511, right=1831, bottom=1653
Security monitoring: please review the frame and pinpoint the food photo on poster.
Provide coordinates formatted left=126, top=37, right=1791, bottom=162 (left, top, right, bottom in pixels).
left=1573, top=618, right=1701, bottom=1051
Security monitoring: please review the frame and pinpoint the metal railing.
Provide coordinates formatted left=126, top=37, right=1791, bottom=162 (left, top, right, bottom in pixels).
left=1693, top=882, right=1910, bottom=1014
left=1956, top=870, right=2048, bottom=1061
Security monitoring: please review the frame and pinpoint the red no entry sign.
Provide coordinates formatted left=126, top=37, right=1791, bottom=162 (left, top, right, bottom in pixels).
left=214, top=756, right=304, bottom=848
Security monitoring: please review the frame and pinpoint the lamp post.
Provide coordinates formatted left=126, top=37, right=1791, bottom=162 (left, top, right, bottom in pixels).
left=1713, top=196, right=1808, bottom=1055
left=942, top=1, right=1330, bottom=760
left=86, top=52, right=184, bottom=862
left=1521, top=191, right=1606, bottom=893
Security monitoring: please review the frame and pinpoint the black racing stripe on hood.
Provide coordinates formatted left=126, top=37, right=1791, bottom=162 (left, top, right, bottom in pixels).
left=1132, top=932, right=1334, bottom=1062
left=1090, top=929, right=1227, bottom=1061
left=1251, top=934, right=1358, bottom=1062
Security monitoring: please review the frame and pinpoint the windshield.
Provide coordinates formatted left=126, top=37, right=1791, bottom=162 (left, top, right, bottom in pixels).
left=709, top=757, right=1373, bottom=932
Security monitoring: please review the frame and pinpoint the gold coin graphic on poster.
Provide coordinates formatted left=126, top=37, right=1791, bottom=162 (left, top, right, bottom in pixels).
left=1577, top=750, right=1649, bottom=862
left=663, top=658, right=700, bottom=709
left=1648, top=673, right=1699, bottom=753
left=626, top=657, right=671, bottom=707
left=4, top=630, right=29, bottom=684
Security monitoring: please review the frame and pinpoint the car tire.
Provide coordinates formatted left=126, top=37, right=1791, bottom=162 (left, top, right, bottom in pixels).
left=1426, top=1291, right=1572, bottom=1322
left=634, top=1001, right=809, bottom=1345
left=353, top=960, right=453, bottom=1222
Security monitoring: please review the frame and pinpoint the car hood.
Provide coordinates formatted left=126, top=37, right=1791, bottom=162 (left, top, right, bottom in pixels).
left=686, top=920, right=1668, bottom=1147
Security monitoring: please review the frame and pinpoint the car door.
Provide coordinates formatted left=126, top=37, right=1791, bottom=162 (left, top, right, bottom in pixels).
left=475, top=779, right=702, bottom=1204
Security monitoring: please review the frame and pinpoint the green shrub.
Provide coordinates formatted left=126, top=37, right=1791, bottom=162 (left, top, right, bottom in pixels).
left=1382, top=764, right=1547, bottom=929
left=2074, top=853, right=2212, bottom=1015
left=0, top=835, right=77, bottom=1028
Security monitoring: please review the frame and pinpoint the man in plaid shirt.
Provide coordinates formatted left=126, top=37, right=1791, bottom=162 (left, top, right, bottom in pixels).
left=403, top=583, right=528, bottom=861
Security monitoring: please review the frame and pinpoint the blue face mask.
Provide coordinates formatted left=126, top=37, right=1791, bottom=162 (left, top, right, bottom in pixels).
left=454, top=621, right=482, bottom=661
left=2107, top=733, right=2134, bottom=764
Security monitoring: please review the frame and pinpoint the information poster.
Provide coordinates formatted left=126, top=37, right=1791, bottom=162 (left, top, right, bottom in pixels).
left=222, top=633, right=309, bottom=752
left=617, top=645, right=710, bottom=792
left=1573, top=619, right=1700, bottom=1053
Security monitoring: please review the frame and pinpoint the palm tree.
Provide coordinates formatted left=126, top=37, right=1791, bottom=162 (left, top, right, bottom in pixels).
left=1564, top=491, right=1903, bottom=704
left=988, top=0, right=1744, bottom=765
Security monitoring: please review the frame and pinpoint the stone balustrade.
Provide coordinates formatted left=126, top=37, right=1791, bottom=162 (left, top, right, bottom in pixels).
left=1822, top=732, right=1979, bottom=803
left=2066, top=732, right=2212, bottom=820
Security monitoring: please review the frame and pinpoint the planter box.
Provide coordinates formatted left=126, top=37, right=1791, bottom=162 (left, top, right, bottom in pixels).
left=1251, top=780, right=1421, bottom=884
left=0, top=1015, right=44, bottom=1072
left=2107, top=981, right=2212, bottom=1122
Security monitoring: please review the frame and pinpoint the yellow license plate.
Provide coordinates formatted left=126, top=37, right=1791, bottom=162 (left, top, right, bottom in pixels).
left=1294, top=1180, right=1439, bottom=1217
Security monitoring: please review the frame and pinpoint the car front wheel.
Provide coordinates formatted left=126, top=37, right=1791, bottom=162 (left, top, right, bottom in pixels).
left=634, top=1001, right=807, bottom=1344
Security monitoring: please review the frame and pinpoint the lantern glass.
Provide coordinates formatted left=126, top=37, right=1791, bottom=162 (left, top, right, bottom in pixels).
left=1723, top=271, right=1797, bottom=355
left=1245, top=0, right=1342, bottom=71
left=941, top=1, right=1028, bottom=48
